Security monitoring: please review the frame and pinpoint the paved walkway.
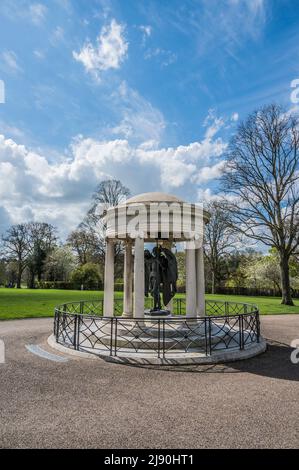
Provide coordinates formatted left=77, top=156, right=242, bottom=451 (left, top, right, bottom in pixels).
left=0, top=315, right=298, bottom=448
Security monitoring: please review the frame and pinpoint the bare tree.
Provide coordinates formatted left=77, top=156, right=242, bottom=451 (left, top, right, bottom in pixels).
left=67, top=229, right=100, bottom=265
left=78, top=179, right=130, bottom=278
left=82, top=179, right=130, bottom=229
left=222, top=104, right=299, bottom=305
left=1, top=224, right=30, bottom=288
left=204, top=202, right=236, bottom=294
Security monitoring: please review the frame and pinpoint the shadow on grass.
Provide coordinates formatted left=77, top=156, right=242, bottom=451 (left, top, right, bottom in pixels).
left=123, top=339, right=299, bottom=382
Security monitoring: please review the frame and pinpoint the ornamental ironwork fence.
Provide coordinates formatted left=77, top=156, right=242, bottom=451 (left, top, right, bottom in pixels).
left=53, top=297, right=258, bottom=317
left=53, top=299, right=260, bottom=358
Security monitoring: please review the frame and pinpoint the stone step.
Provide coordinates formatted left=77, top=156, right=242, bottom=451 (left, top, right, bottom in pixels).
left=79, top=318, right=228, bottom=339
left=78, top=328, right=253, bottom=350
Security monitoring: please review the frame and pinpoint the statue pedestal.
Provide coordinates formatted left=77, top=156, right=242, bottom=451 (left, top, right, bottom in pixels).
left=144, top=309, right=171, bottom=318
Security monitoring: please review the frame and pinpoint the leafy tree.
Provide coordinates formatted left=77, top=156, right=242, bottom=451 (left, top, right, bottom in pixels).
left=225, top=250, right=260, bottom=289
left=289, top=256, right=299, bottom=289
left=44, top=246, right=76, bottom=282
left=70, top=263, right=101, bottom=290
left=176, top=251, right=186, bottom=290
left=245, top=250, right=281, bottom=291
left=0, top=259, right=5, bottom=286
left=26, top=222, right=57, bottom=288
left=1, top=224, right=30, bottom=288
left=5, top=261, right=18, bottom=287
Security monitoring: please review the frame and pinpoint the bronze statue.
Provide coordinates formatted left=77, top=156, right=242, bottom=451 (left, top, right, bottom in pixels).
left=144, top=245, right=178, bottom=313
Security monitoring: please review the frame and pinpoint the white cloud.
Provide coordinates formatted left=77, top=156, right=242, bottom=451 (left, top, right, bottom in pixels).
left=0, top=80, right=4, bottom=104
left=50, top=26, right=65, bottom=46
left=55, top=0, right=72, bottom=13
left=193, top=160, right=226, bottom=184
left=140, top=25, right=152, bottom=37
left=0, top=1, right=47, bottom=25
left=197, top=187, right=238, bottom=205
left=229, top=0, right=264, bottom=15
left=33, top=49, right=45, bottom=60
left=197, top=188, right=220, bottom=203
left=0, top=206, right=11, bottom=234
left=139, top=25, right=152, bottom=46
left=144, top=47, right=177, bottom=67
left=110, top=81, right=166, bottom=143
left=0, top=111, right=227, bottom=237
left=231, top=112, right=239, bottom=122
left=0, top=122, right=25, bottom=139
left=203, top=109, right=225, bottom=139
left=1, top=50, right=22, bottom=74
left=73, top=19, right=128, bottom=80
left=135, top=128, right=226, bottom=188
left=165, top=0, right=266, bottom=61
left=29, top=3, right=47, bottom=25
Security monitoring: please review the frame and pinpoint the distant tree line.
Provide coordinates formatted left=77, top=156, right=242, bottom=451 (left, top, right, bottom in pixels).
left=0, top=180, right=130, bottom=291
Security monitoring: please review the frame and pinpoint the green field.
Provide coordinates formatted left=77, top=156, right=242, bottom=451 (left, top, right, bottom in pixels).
left=0, top=287, right=298, bottom=320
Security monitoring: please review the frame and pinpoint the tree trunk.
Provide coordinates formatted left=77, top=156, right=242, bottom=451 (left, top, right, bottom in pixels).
left=16, top=262, right=22, bottom=288
left=211, top=270, right=215, bottom=295
left=28, top=271, right=35, bottom=289
left=279, top=253, right=294, bottom=305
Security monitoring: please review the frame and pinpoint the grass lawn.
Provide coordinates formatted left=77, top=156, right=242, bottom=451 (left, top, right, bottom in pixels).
left=0, top=287, right=298, bottom=320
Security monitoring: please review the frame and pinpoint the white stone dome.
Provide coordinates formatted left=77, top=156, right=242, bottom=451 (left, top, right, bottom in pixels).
left=125, top=192, right=185, bottom=205
left=104, top=191, right=210, bottom=241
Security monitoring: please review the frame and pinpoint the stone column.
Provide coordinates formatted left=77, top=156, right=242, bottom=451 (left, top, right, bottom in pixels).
left=123, top=240, right=133, bottom=318
left=103, top=239, right=114, bottom=317
left=185, top=244, right=197, bottom=317
left=196, top=245, right=205, bottom=316
left=133, top=237, right=145, bottom=318
left=163, top=240, right=173, bottom=314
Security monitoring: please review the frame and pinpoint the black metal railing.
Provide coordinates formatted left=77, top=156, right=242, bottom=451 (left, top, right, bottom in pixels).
left=53, top=297, right=258, bottom=317
left=53, top=299, right=260, bottom=358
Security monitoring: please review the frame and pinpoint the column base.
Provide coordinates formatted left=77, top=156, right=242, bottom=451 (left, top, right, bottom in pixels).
left=122, top=311, right=133, bottom=318
left=196, top=309, right=206, bottom=317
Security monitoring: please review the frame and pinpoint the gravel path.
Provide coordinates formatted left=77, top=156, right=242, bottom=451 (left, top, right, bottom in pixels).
left=0, top=315, right=298, bottom=448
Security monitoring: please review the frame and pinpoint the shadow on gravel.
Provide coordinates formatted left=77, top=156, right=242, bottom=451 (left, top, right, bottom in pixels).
left=124, top=339, right=299, bottom=381
left=228, top=339, right=299, bottom=382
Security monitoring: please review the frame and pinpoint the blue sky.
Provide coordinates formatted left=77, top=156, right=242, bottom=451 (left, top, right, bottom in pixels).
left=0, top=0, right=298, bottom=237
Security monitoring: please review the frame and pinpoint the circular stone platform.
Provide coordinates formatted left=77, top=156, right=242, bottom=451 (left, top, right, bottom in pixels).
left=48, top=333, right=266, bottom=365
left=52, top=300, right=266, bottom=366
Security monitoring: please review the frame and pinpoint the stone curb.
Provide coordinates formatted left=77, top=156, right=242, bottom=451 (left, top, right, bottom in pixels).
left=48, top=334, right=267, bottom=366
